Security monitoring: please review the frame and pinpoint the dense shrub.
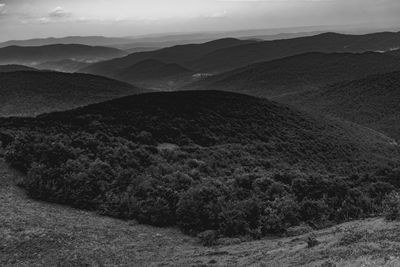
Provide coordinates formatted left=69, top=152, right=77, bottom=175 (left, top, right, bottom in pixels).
left=383, top=191, right=400, bottom=221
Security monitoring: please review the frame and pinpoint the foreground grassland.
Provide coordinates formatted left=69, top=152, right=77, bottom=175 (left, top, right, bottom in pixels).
left=2, top=158, right=400, bottom=267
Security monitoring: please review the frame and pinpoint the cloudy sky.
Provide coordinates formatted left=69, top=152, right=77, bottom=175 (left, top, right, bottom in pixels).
left=0, top=0, right=399, bottom=41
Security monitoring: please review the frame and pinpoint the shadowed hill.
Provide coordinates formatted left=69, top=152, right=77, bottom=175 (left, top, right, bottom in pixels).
left=0, top=71, right=150, bottom=117
left=0, top=44, right=127, bottom=66
left=13, top=90, right=399, bottom=173
left=182, top=52, right=400, bottom=97
left=278, top=71, right=400, bottom=140
left=188, top=32, right=400, bottom=72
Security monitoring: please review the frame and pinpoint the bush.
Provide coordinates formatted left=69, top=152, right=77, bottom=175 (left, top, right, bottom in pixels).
left=383, top=191, right=400, bottom=221
left=261, top=196, right=300, bottom=234
left=176, top=183, right=226, bottom=233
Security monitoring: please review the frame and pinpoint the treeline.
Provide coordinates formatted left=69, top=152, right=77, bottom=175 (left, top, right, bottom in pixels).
left=3, top=129, right=400, bottom=240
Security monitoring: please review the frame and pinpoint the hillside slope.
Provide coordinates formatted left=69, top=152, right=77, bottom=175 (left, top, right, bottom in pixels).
left=2, top=90, right=400, bottom=245
left=0, top=44, right=126, bottom=66
left=0, top=71, right=149, bottom=117
left=183, top=52, right=400, bottom=97
left=188, top=32, right=400, bottom=72
left=2, top=158, right=400, bottom=266
left=35, top=90, right=399, bottom=171
left=278, top=71, right=400, bottom=140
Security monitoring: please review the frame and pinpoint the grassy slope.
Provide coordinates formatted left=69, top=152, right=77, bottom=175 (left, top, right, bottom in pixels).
left=2, top=158, right=400, bottom=267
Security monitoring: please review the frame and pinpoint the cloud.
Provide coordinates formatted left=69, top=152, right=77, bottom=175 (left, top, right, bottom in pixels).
left=0, top=3, right=6, bottom=14
left=48, top=6, right=70, bottom=18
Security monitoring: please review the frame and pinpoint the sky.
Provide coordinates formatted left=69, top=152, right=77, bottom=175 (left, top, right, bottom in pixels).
left=0, top=0, right=400, bottom=41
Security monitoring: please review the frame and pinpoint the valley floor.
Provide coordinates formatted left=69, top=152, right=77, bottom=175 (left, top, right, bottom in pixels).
left=1, top=158, right=400, bottom=267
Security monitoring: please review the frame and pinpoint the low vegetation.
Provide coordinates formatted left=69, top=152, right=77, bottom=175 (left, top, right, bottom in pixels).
left=1, top=91, right=400, bottom=240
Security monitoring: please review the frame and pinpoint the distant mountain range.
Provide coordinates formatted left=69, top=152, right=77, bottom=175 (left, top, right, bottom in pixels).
left=188, top=32, right=400, bottom=72
left=278, top=71, right=400, bottom=140
left=0, top=71, right=150, bottom=117
left=182, top=52, right=400, bottom=97
left=80, top=32, right=400, bottom=89
left=0, top=36, right=134, bottom=48
left=0, top=44, right=127, bottom=66
left=80, top=38, right=255, bottom=77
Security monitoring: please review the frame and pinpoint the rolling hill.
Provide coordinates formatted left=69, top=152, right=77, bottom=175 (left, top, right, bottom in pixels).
left=79, top=38, right=257, bottom=78
left=7, top=90, right=399, bottom=174
left=0, top=65, right=38, bottom=72
left=0, top=71, right=149, bottom=117
left=278, top=71, right=400, bottom=140
left=188, top=31, right=400, bottom=72
left=182, top=52, right=400, bottom=98
left=1, top=90, right=399, bottom=241
left=0, top=44, right=127, bottom=66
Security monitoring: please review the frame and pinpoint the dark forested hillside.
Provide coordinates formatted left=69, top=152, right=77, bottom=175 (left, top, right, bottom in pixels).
left=0, top=44, right=127, bottom=66
left=0, top=71, right=149, bottom=117
left=2, top=91, right=400, bottom=239
left=183, top=52, right=400, bottom=98
left=278, top=71, right=400, bottom=140
left=114, top=59, right=192, bottom=89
